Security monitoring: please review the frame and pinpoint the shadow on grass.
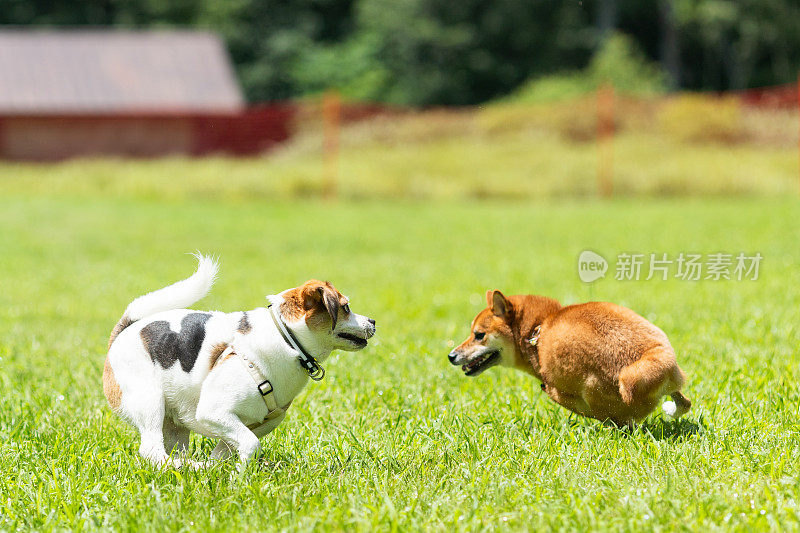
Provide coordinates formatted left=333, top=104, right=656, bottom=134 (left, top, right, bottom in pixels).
left=639, top=417, right=704, bottom=441
left=253, top=453, right=294, bottom=473
left=566, top=414, right=705, bottom=441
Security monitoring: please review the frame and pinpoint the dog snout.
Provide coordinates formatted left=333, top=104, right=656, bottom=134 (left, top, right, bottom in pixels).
left=364, top=317, right=376, bottom=338
left=448, top=350, right=461, bottom=365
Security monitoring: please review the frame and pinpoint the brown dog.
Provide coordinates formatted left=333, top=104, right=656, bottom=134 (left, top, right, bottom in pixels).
left=448, top=291, right=691, bottom=427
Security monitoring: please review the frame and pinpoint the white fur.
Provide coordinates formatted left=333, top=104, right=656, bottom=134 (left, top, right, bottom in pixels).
left=106, top=256, right=375, bottom=469
left=662, top=400, right=677, bottom=417
left=125, top=252, right=218, bottom=321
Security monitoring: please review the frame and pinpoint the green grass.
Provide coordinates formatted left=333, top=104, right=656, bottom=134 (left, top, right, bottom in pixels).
left=0, top=123, right=795, bottom=201
left=1, top=188, right=799, bottom=530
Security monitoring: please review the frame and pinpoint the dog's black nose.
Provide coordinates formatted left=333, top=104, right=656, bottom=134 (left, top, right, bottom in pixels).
left=368, top=318, right=376, bottom=327
left=448, top=350, right=459, bottom=365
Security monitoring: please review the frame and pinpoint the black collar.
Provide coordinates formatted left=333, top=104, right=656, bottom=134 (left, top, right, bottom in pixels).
left=267, top=303, right=325, bottom=381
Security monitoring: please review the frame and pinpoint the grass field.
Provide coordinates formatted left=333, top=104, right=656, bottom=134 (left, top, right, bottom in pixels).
left=1, top=99, right=797, bottom=201
left=1, top=180, right=799, bottom=530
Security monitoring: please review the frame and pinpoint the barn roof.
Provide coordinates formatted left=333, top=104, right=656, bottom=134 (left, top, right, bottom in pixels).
left=0, top=30, right=245, bottom=114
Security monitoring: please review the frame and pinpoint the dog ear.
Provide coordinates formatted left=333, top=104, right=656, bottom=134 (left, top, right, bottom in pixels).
left=490, top=290, right=511, bottom=320
left=300, top=280, right=340, bottom=329
left=318, top=284, right=340, bottom=330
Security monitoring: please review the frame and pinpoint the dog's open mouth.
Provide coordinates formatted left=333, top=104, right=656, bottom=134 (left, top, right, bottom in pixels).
left=337, top=332, right=368, bottom=347
left=462, top=350, right=500, bottom=376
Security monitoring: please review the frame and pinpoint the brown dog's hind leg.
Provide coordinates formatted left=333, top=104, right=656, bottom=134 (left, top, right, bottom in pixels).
left=617, top=347, right=694, bottom=421
left=669, top=391, right=692, bottom=415
left=661, top=365, right=691, bottom=418
left=617, top=347, right=675, bottom=406
left=664, top=390, right=692, bottom=418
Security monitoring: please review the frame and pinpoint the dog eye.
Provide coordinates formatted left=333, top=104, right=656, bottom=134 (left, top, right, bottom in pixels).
left=474, top=331, right=485, bottom=341
left=342, top=304, right=350, bottom=314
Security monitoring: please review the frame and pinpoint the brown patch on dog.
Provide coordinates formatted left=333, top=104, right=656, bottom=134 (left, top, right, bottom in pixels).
left=451, top=291, right=691, bottom=426
left=107, top=314, right=133, bottom=350
left=220, top=350, right=237, bottom=364
left=279, top=279, right=347, bottom=330
left=208, top=342, right=230, bottom=369
left=279, top=286, right=307, bottom=321
left=237, top=312, right=252, bottom=334
left=103, top=356, right=122, bottom=411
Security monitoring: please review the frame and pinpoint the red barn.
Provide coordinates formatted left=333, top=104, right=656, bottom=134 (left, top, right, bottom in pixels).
left=0, top=30, right=293, bottom=160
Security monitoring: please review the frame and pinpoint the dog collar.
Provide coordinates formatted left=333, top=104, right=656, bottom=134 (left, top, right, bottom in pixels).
left=267, top=302, right=325, bottom=381
left=528, top=325, right=542, bottom=368
left=528, top=325, right=541, bottom=348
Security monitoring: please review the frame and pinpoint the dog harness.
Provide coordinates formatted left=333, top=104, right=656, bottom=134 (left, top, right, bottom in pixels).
left=267, top=302, right=326, bottom=381
left=239, top=350, right=289, bottom=420
left=216, top=345, right=292, bottom=421
left=215, top=303, right=325, bottom=426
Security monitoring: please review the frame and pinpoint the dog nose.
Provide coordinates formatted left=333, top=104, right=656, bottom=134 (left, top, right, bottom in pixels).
left=368, top=318, right=376, bottom=327
left=448, top=350, right=459, bottom=365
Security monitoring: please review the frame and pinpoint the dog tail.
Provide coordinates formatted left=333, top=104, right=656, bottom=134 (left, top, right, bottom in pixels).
left=107, top=253, right=219, bottom=349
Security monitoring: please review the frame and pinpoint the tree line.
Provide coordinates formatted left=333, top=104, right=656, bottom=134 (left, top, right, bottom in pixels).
left=3, top=0, right=800, bottom=105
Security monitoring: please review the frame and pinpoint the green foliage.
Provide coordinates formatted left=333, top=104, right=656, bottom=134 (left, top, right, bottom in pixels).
left=673, top=0, right=800, bottom=90
left=351, top=0, right=593, bottom=105
left=500, top=73, right=596, bottom=104
left=1, top=190, right=799, bottom=529
left=193, top=0, right=358, bottom=102
left=3, top=1, right=800, bottom=103
left=589, top=33, right=667, bottom=95
left=507, top=32, right=666, bottom=104
left=290, top=33, right=390, bottom=101
left=0, top=0, right=595, bottom=105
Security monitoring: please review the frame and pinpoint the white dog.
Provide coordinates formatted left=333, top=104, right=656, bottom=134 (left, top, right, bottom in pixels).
left=103, top=254, right=376, bottom=468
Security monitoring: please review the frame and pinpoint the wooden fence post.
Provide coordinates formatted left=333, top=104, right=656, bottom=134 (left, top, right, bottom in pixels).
left=322, top=90, right=341, bottom=200
left=597, top=83, right=615, bottom=198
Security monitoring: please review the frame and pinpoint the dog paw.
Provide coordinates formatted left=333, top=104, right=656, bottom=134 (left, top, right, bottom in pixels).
left=184, top=459, right=206, bottom=470
left=164, top=457, right=185, bottom=469
left=662, top=400, right=677, bottom=417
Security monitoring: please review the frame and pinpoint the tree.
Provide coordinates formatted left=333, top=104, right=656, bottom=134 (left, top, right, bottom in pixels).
left=3, top=0, right=800, bottom=103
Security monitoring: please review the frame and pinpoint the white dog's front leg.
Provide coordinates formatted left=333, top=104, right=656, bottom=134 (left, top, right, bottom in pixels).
left=210, top=439, right=236, bottom=461
left=210, top=413, right=285, bottom=462
left=196, top=409, right=261, bottom=469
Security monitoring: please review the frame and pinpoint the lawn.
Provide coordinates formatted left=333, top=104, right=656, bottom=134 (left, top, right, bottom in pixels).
left=1, top=185, right=799, bottom=531
left=0, top=101, right=796, bottom=202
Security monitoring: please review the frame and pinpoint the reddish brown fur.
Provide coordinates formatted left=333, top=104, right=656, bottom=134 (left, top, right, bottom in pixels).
left=219, top=349, right=237, bottom=365
left=279, top=279, right=349, bottom=330
left=107, top=314, right=133, bottom=350
left=455, top=291, right=691, bottom=426
left=208, top=342, right=230, bottom=369
left=102, top=356, right=122, bottom=411
left=104, top=314, right=134, bottom=411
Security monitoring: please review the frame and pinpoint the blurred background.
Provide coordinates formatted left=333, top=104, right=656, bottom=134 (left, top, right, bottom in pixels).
left=4, top=4, right=800, bottom=530
left=0, top=0, right=798, bottom=197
